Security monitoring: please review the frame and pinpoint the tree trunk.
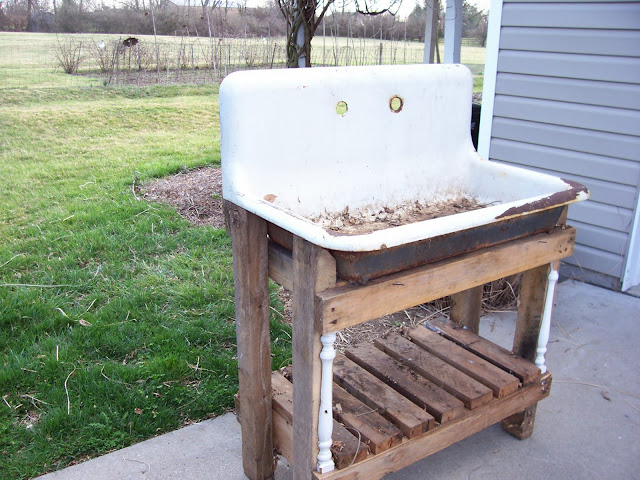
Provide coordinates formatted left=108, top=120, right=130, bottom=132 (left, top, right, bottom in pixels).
left=286, top=0, right=314, bottom=67
left=26, top=0, right=34, bottom=31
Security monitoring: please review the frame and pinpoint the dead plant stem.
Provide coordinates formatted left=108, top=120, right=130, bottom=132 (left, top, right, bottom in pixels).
left=64, top=368, right=76, bottom=415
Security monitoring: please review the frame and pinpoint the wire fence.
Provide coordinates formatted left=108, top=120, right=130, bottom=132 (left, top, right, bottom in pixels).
left=0, top=33, right=485, bottom=89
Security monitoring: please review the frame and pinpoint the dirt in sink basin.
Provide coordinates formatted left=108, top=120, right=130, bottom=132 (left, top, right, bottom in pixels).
left=312, top=196, right=489, bottom=235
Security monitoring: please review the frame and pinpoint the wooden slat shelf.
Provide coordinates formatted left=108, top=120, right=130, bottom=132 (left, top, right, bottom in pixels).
left=228, top=201, right=574, bottom=480
left=269, top=324, right=551, bottom=480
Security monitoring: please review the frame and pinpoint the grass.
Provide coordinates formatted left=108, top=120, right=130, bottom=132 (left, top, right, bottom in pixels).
left=0, top=32, right=485, bottom=479
left=0, top=83, right=293, bottom=479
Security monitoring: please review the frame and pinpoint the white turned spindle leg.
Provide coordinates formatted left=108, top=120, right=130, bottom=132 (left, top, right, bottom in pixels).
left=317, top=332, right=337, bottom=473
left=535, top=265, right=559, bottom=374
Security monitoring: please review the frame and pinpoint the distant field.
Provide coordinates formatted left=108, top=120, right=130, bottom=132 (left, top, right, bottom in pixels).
left=0, top=32, right=485, bottom=91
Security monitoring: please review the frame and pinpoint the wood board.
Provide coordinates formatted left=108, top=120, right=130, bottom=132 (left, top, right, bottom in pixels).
left=344, top=344, right=465, bottom=424
left=407, top=327, right=520, bottom=398
left=272, top=372, right=369, bottom=469
left=375, top=334, right=493, bottom=409
left=424, top=318, right=541, bottom=384
left=271, top=325, right=548, bottom=473
left=317, top=227, right=575, bottom=333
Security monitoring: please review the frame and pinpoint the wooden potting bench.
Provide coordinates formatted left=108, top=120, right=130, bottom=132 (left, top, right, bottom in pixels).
left=226, top=201, right=575, bottom=480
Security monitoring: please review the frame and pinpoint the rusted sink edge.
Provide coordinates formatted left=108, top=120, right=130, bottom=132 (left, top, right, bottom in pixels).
left=268, top=207, right=566, bottom=284
left=495, top=179, right=589, bottom=220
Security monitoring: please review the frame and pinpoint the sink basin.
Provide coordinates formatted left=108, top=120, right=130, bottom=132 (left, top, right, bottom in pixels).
left=220, top=64, right=588, bottom=282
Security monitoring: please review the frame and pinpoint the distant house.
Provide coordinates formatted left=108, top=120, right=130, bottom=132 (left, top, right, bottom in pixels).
left=478, top=0, right=640, bottom=292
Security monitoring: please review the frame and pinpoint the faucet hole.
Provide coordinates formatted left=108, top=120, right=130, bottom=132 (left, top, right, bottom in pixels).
left=389, top=95, right=403, bottom=113
left=336, top=100, right=348, bottom=116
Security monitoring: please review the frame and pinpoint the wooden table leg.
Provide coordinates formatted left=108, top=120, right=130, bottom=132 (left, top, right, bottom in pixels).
left=226, top=202, right=274, bottom=480
left=501, top=263, right=551, bottom=439
left=292, top=236, right=337, bottom=479
left=450, top=285, right=483, bottom=334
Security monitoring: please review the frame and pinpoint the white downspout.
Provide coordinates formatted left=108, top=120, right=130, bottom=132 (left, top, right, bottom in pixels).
left=477, top=0, right=504, bottom=160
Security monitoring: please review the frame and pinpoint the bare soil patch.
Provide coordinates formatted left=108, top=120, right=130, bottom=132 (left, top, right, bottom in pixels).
left=142, top=166, right=225, bottom=229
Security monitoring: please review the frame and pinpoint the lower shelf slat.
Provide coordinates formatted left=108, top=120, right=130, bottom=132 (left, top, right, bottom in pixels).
left=269, top=324, right=551, bottom=477
left=425, top=318, right=542, bottom=384
left=375, top=334, right=493, bottom=409
left=272, top=372, right=369, bottom=469
left=334, top=354, right=435, bottom=438
left=344, top=344, right=465, bottom=424
left=332, top=384, right=403, bottom=455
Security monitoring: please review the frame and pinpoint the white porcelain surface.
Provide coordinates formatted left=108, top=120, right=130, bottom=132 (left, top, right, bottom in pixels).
left=220, top=64, right=588, bottom=252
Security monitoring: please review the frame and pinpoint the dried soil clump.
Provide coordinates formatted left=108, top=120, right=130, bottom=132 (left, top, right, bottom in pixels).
left=142, top=166, right=225, bottom=229
left=313, top=196, right=487, bottom=235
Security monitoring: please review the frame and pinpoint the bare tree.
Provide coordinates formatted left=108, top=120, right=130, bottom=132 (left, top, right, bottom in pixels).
left=25, top=0, right=32, bottom=30
left=277, top=0, right=401, bottom=68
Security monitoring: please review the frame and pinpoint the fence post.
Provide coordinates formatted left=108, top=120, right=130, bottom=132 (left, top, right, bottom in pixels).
left=379, top=42, right=383, bottom=65
left=192, top=44, right=195, bottom=83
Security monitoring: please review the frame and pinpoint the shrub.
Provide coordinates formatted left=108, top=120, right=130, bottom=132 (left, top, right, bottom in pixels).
left=54, top=36, right=84, bottom=74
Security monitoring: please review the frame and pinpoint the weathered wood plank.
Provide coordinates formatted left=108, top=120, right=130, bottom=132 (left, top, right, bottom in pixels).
left=501, top=262, right=554, bottom=439
left=268, top=240, right=336, bottom=293
left=273, top=410, right=293, bottom=463
left=313, top=373, right=553, bottom=480
left=318, top=228, right=575, bottom=333
left=272, top=373, right=368, bottom=469
left=272, top=372, right=295, bottom=422
left=268, top=222, right=294, bottom=250
left=449, top=285, right=483, bottom=334
left=226, top=201, right=273, bottom=480
left=425, top=318, right=541, bottom=385
left=375, top=334, right=493, bottom=409
left=268, top=241, right=293, bottom=291
left=513, top=264, right=550, bottom=362
left=408, top=327, right=520, bottom=398
left=314, top=249, right=337, bottom=294
left=333, top=384, right=403, bottom=455
left=331, top=421, right=370, bottom=470
left=345, top=344, right=465, bottom=424
left=333, top=354, right=434, bottom=438
left=292, top=236, right=324, bottom=479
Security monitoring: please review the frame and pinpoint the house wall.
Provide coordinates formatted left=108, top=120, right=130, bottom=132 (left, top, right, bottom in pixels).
left=479, top=0, right=640, bottom=290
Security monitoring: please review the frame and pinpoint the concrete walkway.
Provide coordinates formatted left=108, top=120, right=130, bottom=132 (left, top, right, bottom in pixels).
left=37, top=281, right=640, bottom=480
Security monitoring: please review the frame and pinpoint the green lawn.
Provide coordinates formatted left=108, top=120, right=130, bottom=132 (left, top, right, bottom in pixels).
left=0, top=84, right=292, bottom=479
left=0, top=31, right=485, bottom=479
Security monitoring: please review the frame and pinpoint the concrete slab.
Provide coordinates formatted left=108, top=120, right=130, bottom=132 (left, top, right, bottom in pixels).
left=36, top=414, right=246, bottom=480
left=626, top=284, right=640, bottom=297
left=384, top=280, right=640, bottom=480
left=37, top=281, right=640, bottom=480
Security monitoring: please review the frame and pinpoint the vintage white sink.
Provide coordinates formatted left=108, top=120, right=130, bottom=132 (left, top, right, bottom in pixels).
left=220, top=64, right=588, bottom=282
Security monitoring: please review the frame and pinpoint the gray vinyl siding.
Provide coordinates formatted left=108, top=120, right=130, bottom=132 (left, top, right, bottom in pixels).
left=488, top=0, right=640, bottom=288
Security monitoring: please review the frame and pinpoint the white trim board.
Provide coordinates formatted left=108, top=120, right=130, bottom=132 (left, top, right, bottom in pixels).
left=477, top=0, right=504, bottom=160
left=622, top=189, right=640, bottom=291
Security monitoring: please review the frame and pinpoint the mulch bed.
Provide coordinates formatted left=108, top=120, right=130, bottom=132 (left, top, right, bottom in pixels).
left=142, top=166, right=226, bottom=229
